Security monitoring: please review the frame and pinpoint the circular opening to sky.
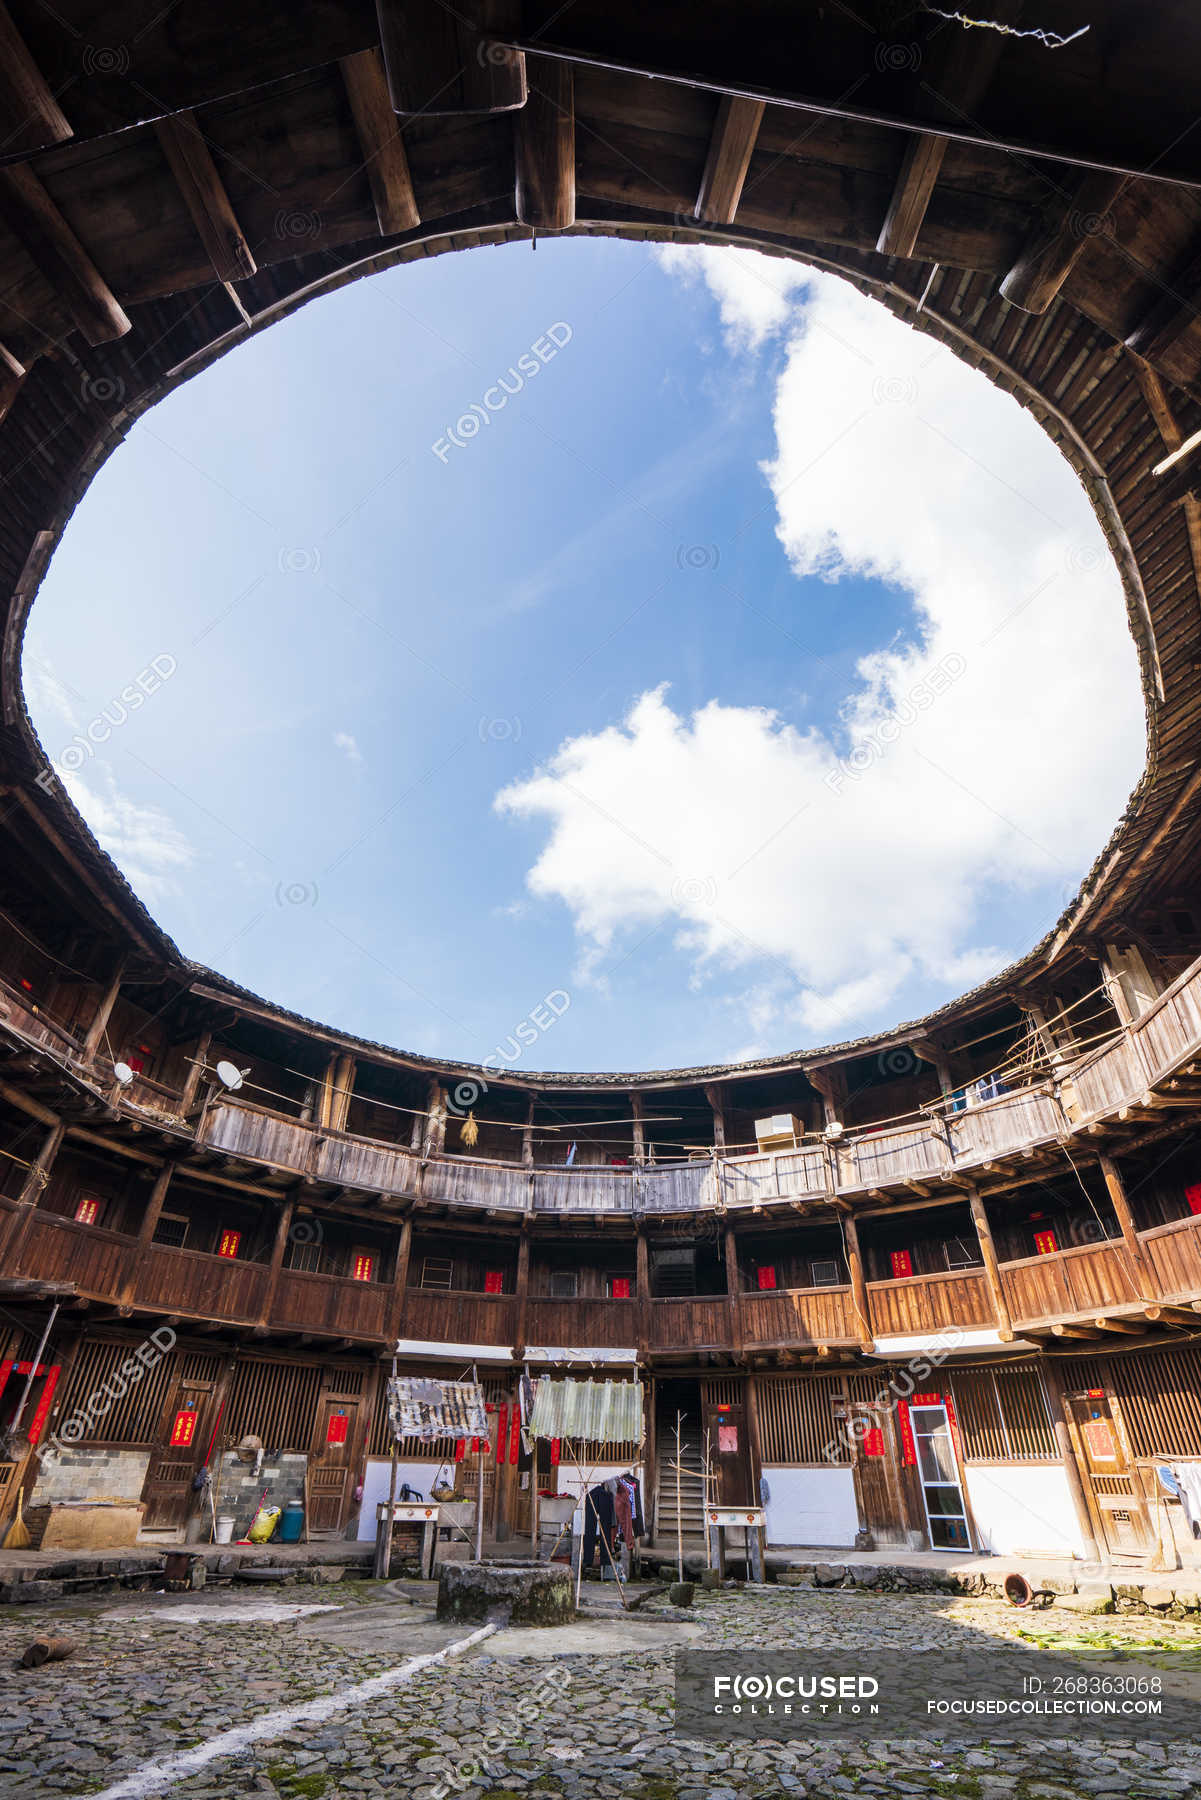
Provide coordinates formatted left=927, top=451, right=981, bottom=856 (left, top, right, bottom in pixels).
left=24, top=240, right=1144, bottom=1073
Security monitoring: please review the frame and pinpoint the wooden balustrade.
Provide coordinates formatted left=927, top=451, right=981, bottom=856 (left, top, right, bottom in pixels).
left=524, top=1296, right=638, bottom=1345
left=739, top=1285, right=855, bottom=1346
left=946, top=1084, right=1064, bottom=1161
left=273, top=1266, right=391, bottom=1338
left=841, top=1122, right=947, bottom=1190
left=532, top=1167, right=635, bottom=1212
left=17, top=1214, right=133, bottom=1292
left=717, top=1146, right=828, bottom=1207
left=400, top=1288, right=518, bottom=1345
left=1138, top=1213, right=1201, bottom=1303
left=648, top=1296, right=731, bottom=1349
left=999, top=1239, right=1141, bottom=1325
left=1129, top=960, right=1201, bottom=1084
left=1071, top=1036, right=1146, bottom=1118
left=867, top=1267, right=994, bottom=1335
left=136, top=1243, right=268, bottom=1322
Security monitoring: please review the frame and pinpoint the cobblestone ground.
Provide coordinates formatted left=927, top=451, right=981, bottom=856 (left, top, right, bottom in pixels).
left=2, top=1581, right=1201, bottom=1800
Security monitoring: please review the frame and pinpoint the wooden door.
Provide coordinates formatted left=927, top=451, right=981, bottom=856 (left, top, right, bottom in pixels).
left=1067, top=1390, right=1151, bottom=1558
left=141, top=1374, right=219, bottom=1531
left=308, top=1394, right=362, bottom=1535
left=704, top=1402, right=751, bottom=1506
left=845, top=1401, right=909, bottom=1547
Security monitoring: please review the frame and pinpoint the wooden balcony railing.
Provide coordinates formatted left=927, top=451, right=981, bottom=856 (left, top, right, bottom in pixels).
left=999, top=1239, right=1142, bottom=1325
left=400, top=1289, right=517, bottom=1345
left=136, top=1243, right=268, bottom=1321
left=648, top=1296, right=731, bottom=1349
left=1138, top=1212, right=1201, bottom=1303
left=525, top=1297, right=638, bottom=1344
left=867, top=1267, right=994, bottom=1336
left=273, top=1266, right=392, bottom=1337
left=18, top=1214, right=134, bottom=1294
left=739, top=1285, right=856, bottom=1346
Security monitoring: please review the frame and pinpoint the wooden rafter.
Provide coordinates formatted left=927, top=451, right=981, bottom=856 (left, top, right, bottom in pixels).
left=377, top=0, right=526, bottom=117
left=0, top=164, right=130, bottom=345
left=0, top=341, right=24, bottom=423
left=1125, top=237, right=1201, bottom=363
left=0, top=1, right=72, bottom=157
left=340, top=49, right=420, bottom=236
left=154, top=113, right=257, bottom=284
left=515, top=57, right=575, bottom=231
left=1000, top=171, right=1126, bottom=315
left=1127, top=349, right=1201, bottom=623
left=694, top=95, right=764, bottom=226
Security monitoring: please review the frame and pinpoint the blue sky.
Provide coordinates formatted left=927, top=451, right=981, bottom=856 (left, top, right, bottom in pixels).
left=24, top=239, right=1144, bottom=1073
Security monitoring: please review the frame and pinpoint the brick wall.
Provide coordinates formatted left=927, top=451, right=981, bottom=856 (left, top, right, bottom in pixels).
left=29, top=1448, right=150, bottom=1506
left=213, top=1449, right=308, bottom=1535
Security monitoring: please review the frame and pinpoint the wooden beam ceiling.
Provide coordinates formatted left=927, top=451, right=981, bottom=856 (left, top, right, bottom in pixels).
left=515, top=57, right=575, bottom=231
left=377, top=0, right=526, bottom=116
left=0, top=164, right=130, bottom=345
left=154, top=113, right=257, bottom=284
left=339, top=48, right=421, bottom=236
left=1000, top=171, right=1126, bottom=315
left=694, top=95, right=764, bottom=226
left=0, top=1, right=72, bottom=156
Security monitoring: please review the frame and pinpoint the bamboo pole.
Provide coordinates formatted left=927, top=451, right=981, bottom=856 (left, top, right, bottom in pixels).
left=675, top=1411, right=684, bottom=1583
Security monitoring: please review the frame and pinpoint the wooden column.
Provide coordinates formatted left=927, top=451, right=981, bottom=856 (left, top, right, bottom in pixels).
left=635, top=1227, right=651, bottom=1359
left=320, top=1053, right=355, bottom=1134
left=258, top=1192, right=297, bottom=1329
left=81, top=954, right=128, bottom=1062
left=965, top=1185, right=1014, bottom=1341
left=515, top=57, right=574, bottom=230
left=704, top=1083, right=727, bottom=1152
left=2, top=1119, right=65, bottom=1270
left=424, top=1081, right=447, bottom=1156
left=630, top=1092, right=645, bottom=1165
left=117, top=1159, right=176, bottom=1306
left=841, top=1212, right=874, bottom=1351
left=521, top=1094, right=535, bottom=1168
left=1099, top=1153, right=1158, bottom=1302
left=744, top=1371, right=765, bottom=1510
left=179, top=1030, right=213, bottom=1113
left=1040, top=1356, right=1101, bottom=1563
left=514, top=1227, right=531, bottom=1355
left=385, top=1212, right=413, bottom=1344
left=724, top=1222, right=743, bottom=1355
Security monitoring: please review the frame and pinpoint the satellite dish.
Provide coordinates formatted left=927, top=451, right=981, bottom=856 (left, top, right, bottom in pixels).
left=824, top=1120, right=844, bottom=1141
left=113, top=1062, right=135, bottom=1086
left=215, top=1060, right=244, bottom=1092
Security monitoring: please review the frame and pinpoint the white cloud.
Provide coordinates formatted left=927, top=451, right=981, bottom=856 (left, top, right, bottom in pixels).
left=655, top=244, right=810, bottom=350
left=496, top=254, right=1144, bottom=1048
left=63, top=768, right=194, bottom=903
left=333, top=730, right=364, bottom=767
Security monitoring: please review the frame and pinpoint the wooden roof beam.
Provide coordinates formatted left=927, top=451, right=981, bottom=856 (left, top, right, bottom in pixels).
left=153, top=113, right=257, bottom=284
left=0, top=164, right=130, bottom=345
left=377, top=0, right=526, bottom=116
left=1125, top=236, right=1201, bottom=364
left=694, top=95, right=764, bottom=225
left=0, top=342, right=24, bottom=425
left=339, top=49, right=421, bottom=236
left=0, top=2, right=72, bottom=156
left=516, top=57, right=575, bottom=231
left=1000, top=171, right=1126, bottom=314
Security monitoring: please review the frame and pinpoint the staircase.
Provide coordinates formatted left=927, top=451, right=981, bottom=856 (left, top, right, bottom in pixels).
left=654, top=1416, right=708, bottom=1544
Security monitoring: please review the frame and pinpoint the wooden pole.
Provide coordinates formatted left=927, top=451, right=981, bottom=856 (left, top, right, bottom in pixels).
left=376, top=1441, right=399, bottom=1580
left=966, top=1185, right=1015, bottom=1340
left=675, top=1410, right=684, bottom=1583
left=841, top=1213, right=874, bottom=1351
left=1099, top=1153, right=1158, bottom=1302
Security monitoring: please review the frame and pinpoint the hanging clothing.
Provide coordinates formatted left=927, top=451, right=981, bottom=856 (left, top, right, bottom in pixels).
left=1170, top=1463, right=1201, bottom=1536
left=581, top=1481, right=616, bottom=1572
left=615, top=1472, right=644, bottom=1541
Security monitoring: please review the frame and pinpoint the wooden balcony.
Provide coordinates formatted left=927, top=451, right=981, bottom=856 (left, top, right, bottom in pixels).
left=648, top=1296, right=732, bottom=1350
left=739, top=1285, right=856, bottom=1347
left=18, top=1214, right=134, bottom=1295
left=273, top=1266, right=392, bottom=1338
left=999, top=1239, right=1142, bottom=1328
left=867, top=1267, right=994, bottom=1336
left=525, top=1296, right=637, bottom=1345
left=135, top=1243, right=268, bottom=1322
left=1138, top=1212, right=1201, bottom=1304
left=400, top=1288, right=517, bottom=1346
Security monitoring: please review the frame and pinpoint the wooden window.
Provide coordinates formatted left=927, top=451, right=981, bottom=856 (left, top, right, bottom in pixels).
left=73, top=1196, right=102, bottom=1226
left=608, top=1275, right=631, bottom=1299
left=890, top=1249, right=913, bottom=1279
left=757, top=1265, right=777, bottom=1291
left=810, top=1259, right=840, bottom=1287
left=351, top=1251, right=375, bottom=1282
left=152, top=1212, right=189, bottom=1250
left=483, top=1269, right=504, bottom=1294
left=1033, top=1229, right=1059, bottom=1256
left=217, top=1229, right=241, bottom=1259
left=288, top=1241, right=323, bottom=1274
left=942, top=1236, right=978, bottom=1270
left=549, top=1270, right=578, bottom=1299
left=420, top=1257, right=454, bottom=1289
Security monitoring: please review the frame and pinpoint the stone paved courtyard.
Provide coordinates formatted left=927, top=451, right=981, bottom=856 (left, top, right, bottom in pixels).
left=2, top=1580, right=1201, bottom=1800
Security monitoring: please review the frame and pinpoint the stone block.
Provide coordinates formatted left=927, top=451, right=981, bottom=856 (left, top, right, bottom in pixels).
left=436, top=1560, right=575, bottom=1626
left=813, top=1563, right=846, bottom=1586
left=307, top=1565, right=346, bottom=1584
left=1141, top=1587, right=1176, bottom=1609
left=1057, top=1585, right=1115, bottom=1614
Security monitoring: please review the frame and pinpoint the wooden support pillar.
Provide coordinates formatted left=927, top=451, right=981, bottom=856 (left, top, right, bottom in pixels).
left=319, top=1053, right=355, bottom=1134
left=744, top=1371, right=765, bottom=1508
left=0, top=2, right=72, bottom=154
left=514, top=1227, right=531, bottom=1355
left=515, top=56, right=574, bottom=230
left=179, top=1030, right=213, bottom=1114
left=630, top=1092, right=645, bottom=1166
left=2, top=1119, right=65, bottom=1270
left=81, top=953, right=128, bottom=1062
left=841, top=1213, right=873, bottom=1351
left=965, top=1185, right=1014, bottom=1342
left=694, top=94, right=764, bottom=224
left=339, top=48, right=421, bottom=235
left=704, top=1083, right=727, bottom=1153
left=117, top=1159, right=176, bottom=1306
left=258, top=1192, right=298, bottom=1329
left=1098, top=1153, right=1158, bottom=1302
left=0, top=165, right=131, bottom=344
left=521, top=1094, right=535, bottom=1168
left=376, top=0, right=526, bottom=116
left=1040, top=1357, right=1101, bottom=1563
left=386, top=1212, right=413, bottom=1343
left=424, top=1081, right=447, bottom=1156
left=154, top=112, right=257, bottom=281
left=635, top=1227, right=650, bottom=1359
left=724, top=1222, right=743, bottom=1355
left=1000, top=171, right=1125, bottom=314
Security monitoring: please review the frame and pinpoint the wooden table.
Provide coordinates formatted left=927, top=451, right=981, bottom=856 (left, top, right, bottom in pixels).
left=706, top=1505, right=767, bottom=1582
left=376, top=1500, right=441, bottom=1579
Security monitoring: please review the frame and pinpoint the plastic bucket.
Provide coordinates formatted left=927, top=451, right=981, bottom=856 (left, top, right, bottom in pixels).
left=214, top=1515, right=235, bottom=1545
left=278, top=1500, right=305, bottom=1544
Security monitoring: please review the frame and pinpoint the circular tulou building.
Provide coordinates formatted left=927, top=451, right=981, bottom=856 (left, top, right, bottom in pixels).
left=2, top=0, right=1201, bottom=1569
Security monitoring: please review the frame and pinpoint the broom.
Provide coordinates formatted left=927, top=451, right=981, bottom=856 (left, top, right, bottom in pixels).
left=4, top=1488, right=31, bottom=1549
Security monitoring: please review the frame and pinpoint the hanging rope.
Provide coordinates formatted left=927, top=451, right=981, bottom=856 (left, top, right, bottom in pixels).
left=918, top=4, right=1090, bottom=47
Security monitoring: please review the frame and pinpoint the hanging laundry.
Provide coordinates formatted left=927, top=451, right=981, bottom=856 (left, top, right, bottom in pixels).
left=387, top=1377, right=489, bottom=1443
